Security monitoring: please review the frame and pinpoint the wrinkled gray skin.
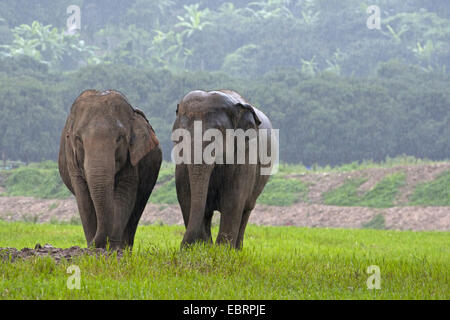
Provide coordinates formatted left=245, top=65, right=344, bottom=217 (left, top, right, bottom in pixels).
left=173, top=90, right=273, bottom=249
left=59, top=90, right=162, bottom=249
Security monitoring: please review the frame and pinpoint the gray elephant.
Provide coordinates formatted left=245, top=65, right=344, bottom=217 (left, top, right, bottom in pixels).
left=172, top=90, right=276, bottom=249
left=58, top=89, right=162, bottom=249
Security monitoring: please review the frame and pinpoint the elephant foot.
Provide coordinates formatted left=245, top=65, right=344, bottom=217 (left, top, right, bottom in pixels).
left=90, top=232, right=107, bottom=249
left=180, top=230, right=211, bottom=249
left=107, top=238, right=123, bottom=251
left=88, top=232, right=128, bottom=250
left=216, top=232, right=239, bottom=249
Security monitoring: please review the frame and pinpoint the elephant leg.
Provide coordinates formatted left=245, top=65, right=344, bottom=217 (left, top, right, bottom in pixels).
left=181, top=164, right=214, bottom=247
left=216, top=198, right=246, bottom=248
left=121, top=188, right=151, bottom=249
left=123, top=150, right=162, bottom=248
left=236, top=208, right=252, bottom=249
left=110, top=165, right=139, bottom=249
left=175, top=164, right=190, bottom=228
left=216, top=166, right=255, bottom=248
left=122, top=209, right=140, bottom=249
left=203, top=209, right=214, bottom=244
left=71, top=175, right=97, bottom=246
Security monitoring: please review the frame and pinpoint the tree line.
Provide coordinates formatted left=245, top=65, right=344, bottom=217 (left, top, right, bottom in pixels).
left=0, top=58, right=448, bottom=166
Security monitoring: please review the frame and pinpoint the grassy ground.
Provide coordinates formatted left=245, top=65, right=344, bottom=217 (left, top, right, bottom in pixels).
left=323, top=173, right=407, bottom=208
left=409, top=170, right=450, bottom=206
left=0, top=161, right=71, bottom=199
left=257, top=176, right=309, bottom=206
left=0, top=221, right=448, bottom=299
left=276, top=155, right=442, bottom=174
left=323, top=177, right=368, bottom=206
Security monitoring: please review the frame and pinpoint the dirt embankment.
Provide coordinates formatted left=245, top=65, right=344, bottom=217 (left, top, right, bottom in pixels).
left=0, top=163, right=449, bottom=231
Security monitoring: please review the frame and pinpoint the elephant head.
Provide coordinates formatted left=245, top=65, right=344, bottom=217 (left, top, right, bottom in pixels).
left=62, top=89, right=159, bottom=248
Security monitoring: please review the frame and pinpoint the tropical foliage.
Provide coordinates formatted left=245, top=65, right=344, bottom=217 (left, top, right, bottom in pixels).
left=1, top=0, right=449, bottom=74
left=0, top=21, right=100, bottom=70
left=0, top=1, right=449, bottom=165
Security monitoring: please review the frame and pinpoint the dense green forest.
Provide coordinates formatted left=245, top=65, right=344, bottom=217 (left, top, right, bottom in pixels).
left=0, top=0, right=449, bottom=165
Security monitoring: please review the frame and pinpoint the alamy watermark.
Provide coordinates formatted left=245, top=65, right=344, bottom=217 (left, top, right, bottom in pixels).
left=366, top=265, right=381, bottom=289
left=66, top=5, right=81, bottom=35
left=67, top=264, right=81, bottom=290
left=366, top=5, right=381, bottom=30
left=171, top=121, right=279, bottom=175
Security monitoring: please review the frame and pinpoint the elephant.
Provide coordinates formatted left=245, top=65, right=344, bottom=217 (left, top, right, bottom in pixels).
left=172, top=89, right=276, bottom=249
left=58, top=89, right=162, bottom=249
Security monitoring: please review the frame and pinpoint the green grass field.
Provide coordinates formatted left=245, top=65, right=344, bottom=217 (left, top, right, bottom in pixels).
left=0, top=221, right=448, bottom=299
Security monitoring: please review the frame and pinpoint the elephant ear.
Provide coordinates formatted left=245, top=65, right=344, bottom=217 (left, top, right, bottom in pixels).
left=235, top=102, right=261, bottom=129
left=130, top=110, right=159, bottom=166
left=62, top=114, right=78, bottom=171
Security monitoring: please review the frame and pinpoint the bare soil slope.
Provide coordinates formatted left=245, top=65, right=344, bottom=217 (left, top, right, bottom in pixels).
left=0, top=163, right=448, bottom=231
